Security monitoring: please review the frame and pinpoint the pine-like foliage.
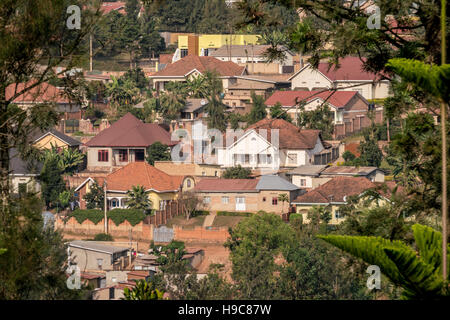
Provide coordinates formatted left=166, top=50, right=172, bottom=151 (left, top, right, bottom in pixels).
left=318, top=224, right=450, bottom=299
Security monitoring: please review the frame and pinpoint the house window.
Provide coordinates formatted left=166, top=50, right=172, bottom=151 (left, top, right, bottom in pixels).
left=272, top=197, right=278, bottom=205
left=180, top=49, right=188, bottom=58
left=97, top=258, right=103, bottom=270
left=203, top=197, right=211, bottom=204
left=300, top=179, right=306, bottom=187
left=109, top=287, right=115, bottom=299
left=98, top=150, right=109, bottom=162
left=244, top=154, right=250, bottom=164
left=287, top=153, right=297, bottom=165
left=159, top=200, right=168, bottom=210
left=118, top=149, right=128, bottom=162
left=135, top=149, right=145, bottom=162
left=187, top=180, right=191, bottom=188
left=335, top=210, right=341, bottom=219
left=262, top=197, right=266, bottom=202
left=215, top=171, right=218, bottom=177
left=222, top=196, right=229, bottom=204
left=111, top=199, right=119, bottom=208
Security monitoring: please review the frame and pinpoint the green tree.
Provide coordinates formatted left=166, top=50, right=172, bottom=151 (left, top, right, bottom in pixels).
left=297, top=103, right=335, bottom=140
left=39, top=155, right=66, bottom=208
left=247, top=92, right=268, bottom=125
left=146, top=142, right=171, bottom=165
left=123, top=280, right=165, bottom=300
left=83, top=181, right=104, bottom=210
left=222, top=165, right=252, bottom=179
left=203, top=71, right=227, bottom=132
left=42, top=146, right=85, bottom=176
left=126, top=185, right=152, bottom=212
left=0, top=195, right=91, bottom=299
left=318, top=224, right=450, bottom=299
left=269, top=102, right=292, bottom=122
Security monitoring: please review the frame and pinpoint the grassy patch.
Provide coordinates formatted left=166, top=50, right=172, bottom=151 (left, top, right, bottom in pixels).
left=165, top=215, right=206, bottom=228
left=212, top=215, right=246, bottom=228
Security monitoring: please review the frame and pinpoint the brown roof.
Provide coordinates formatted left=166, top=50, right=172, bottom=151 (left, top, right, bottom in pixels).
left=159, top=53, right=173, bottom=65
left=265, top=90, right=360, bottom=108
left=246, top=118, right=322, bottom=150
left=292, top=176, right=376, bottom=204
left=321, top=166, right=379, bottom=176
left=6, top=81, right=70, bottom=104
left=193, top=178, right=259, bottom=193
left=85, top=113, right=174, bottom=147
left=106, top=162, right=184, bottom=192
left=149, top=55, right=246, bottom=78
left=345, top=142, right=361, bottom=157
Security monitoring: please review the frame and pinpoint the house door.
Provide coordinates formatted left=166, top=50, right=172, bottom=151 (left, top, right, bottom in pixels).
left=235, top=197, right=246, bottom=211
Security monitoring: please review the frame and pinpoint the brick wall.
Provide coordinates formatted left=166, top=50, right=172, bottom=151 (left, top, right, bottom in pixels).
left=173, top=226, right=229, bottom=242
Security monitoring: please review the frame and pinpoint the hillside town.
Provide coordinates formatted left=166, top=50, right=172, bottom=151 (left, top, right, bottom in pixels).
left=1, top=0, right=449, bottom=303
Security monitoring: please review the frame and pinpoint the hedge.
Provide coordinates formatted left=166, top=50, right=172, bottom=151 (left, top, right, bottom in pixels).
left=289, top=213, right=303, bottom=221
left=193, top=210, right=209, bottom=217
left=68, top=209, right=146, bottom=226
left=217, top=211, right=253, bottom=217
left=93, top=233, right=114, bottom=241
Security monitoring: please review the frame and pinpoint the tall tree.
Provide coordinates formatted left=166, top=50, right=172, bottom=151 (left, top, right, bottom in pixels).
left=247, top=92, right=268, bottom=125
left=126, top=185, right=152, bottom=212
left=203, top=71, right=228, bottom=132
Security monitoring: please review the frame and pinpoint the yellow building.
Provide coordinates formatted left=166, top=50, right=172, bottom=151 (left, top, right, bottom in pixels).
left=75, top=162, right=195, bottom=211
left=177, top=34, right=260, bottom=57
left=33, top=129, right=81, bottom=150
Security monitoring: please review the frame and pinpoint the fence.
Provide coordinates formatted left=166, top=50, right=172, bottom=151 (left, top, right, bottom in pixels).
left=144, top=200, right=183, bottom=227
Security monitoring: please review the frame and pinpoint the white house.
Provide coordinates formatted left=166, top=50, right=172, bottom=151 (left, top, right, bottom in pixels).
left=216, top=118, right=339, bottom=170
left=288, top=56, right=391, bottom=100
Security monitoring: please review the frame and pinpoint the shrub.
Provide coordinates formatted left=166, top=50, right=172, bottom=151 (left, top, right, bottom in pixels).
left=192, top=210, right=209, bottom=217
left=69, top=209, right=103, bottom=224
left=217, top=211, right=253, bottom=217
left=108, top=209, right=146, bottom=226
left=68, top=209, right=146, bottom=226
left=289, top=213, right=303, bottom=222
left=93, top=233, right=113, bottom=241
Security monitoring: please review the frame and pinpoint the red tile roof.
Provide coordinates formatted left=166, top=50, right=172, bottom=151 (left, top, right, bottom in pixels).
left=265, top=90, right=359, bottom=108
left=100, top=2, right=126, bottom=15
left=246, top=118, right=322, bottom=150
left=159, top=53, right=174, bottom=65
left=292, top=176, right=376, bottom=204
left=106, top=162, right=184, bottom=192
left=317, top=57, right=380, bottom=81
left=6, top=81, right=70, bottom=104
left=150, top=55, right=246, bottom=77
left=193, top=178, right=259, bottom=193
left=345, top=142, right=361, bottom=157
left=85, top=113, right=174, bottom=147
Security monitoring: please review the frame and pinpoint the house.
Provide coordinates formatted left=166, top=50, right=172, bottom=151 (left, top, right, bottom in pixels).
left=265, top=90, right=369, bottom=125
left=67, top=241, right=131, bottom=272
left=180, top=98, right=209, bottom=121
left=292, top=176, right=383, bottom=224
left=9, top=148, right=42, bottom=195
left=217, top=118, right=339, bottom=171
left=100, top=1, right=126, bottom=15
left=148, top=55, right=247, bottom=93
left=6, top=81, right=84, bottom=120
left=175, top=34, right=260, bottom=61
left=154, top=161, right=222, bottom=182
left=75, top=162, right=194, bottom=210
left=286, top=165, right=385, bottom=189
left=209, top=44, right=295, bottom=74
left=264, top=90, right=380, bottom=138
left=84, top=113, right=175, bottom=172
left=288, top=56, right=391, bottom=100
left=193, top=175, right=302, bottom=214
left=223, top=74, right=291, bottom=112
left=32, top=128, right=81, bottom=151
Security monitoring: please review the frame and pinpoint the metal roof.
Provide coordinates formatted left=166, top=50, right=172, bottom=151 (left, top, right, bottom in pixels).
left=256, top=175, right=299, bottom=191
left=68, top=241, right=129, bottom=255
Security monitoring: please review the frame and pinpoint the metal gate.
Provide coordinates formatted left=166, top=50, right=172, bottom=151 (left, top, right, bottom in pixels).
left=153, top=226, right=174, bottom=243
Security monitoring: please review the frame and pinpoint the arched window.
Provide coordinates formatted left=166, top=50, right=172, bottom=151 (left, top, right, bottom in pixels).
left=187, top=179, right=191, bottom=188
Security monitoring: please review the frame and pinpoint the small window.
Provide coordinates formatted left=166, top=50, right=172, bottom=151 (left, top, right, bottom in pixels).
left=222, top=196, right=229, bottom=204
left=109, top=287, right=115, bottom=299
left=262, top=197, right=266, bottom=202
left=335, top=211, right=341, bottom=219
left=214, top=171, right=218, bottom=177
left=118, top=149, right=128, bottom=162
left=187, top=179, right=191, bottom=188
left=97, top=259, right=103, bottom=270
left=272, top=197, right=278, bottom=205
left=300, top=179, right=306, bottom=187
left=203, top=196, right=211, bottom=204
left=98, top=150, right=109, bottom=162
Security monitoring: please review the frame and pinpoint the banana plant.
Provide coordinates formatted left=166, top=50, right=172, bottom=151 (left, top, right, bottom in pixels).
left=318, top=224, right=450, bottom=299
left=122, top=280, right=165, bottom=300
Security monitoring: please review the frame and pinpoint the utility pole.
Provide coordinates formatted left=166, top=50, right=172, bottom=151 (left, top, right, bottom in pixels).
left=89, top=34, right=93, bottom=72
left=440, top=0, right=448, bottom=282
left=104, top=180, right=108, bottom=234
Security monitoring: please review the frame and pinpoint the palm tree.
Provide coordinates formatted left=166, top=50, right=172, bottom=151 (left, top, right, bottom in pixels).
left=126, top=185, right=152, bottom=212
left=278, top=193, right=289, bottom=214
left=184, top=75, right=206, bottom=98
